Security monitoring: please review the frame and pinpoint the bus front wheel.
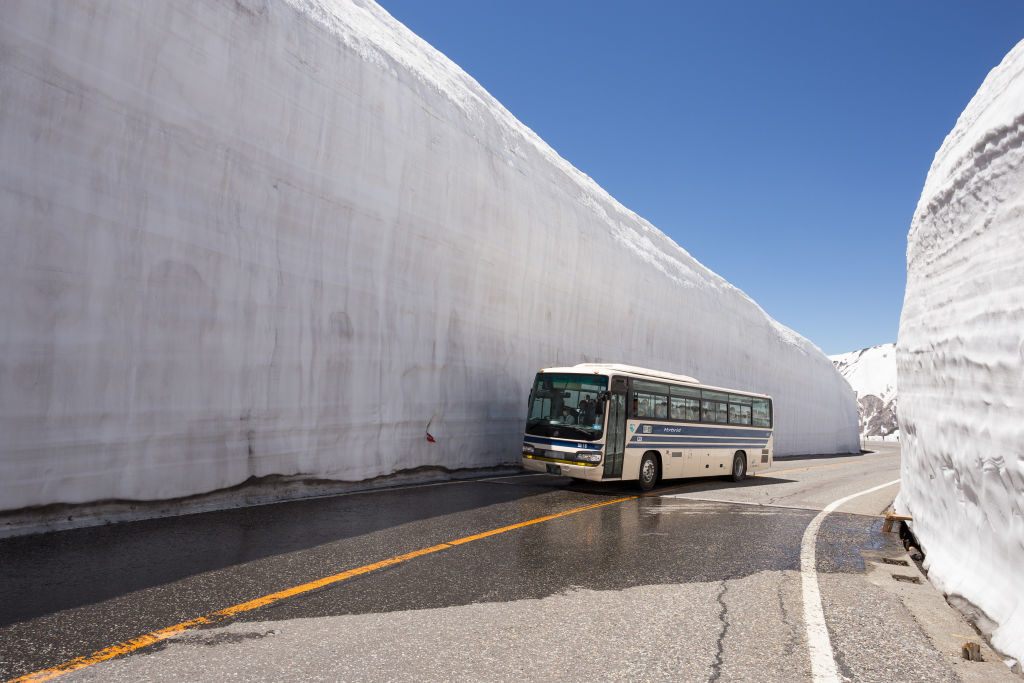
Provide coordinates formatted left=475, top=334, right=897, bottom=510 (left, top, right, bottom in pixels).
left=730, top=452, right=747, bottom=482
left=638, top=452, right=659, bottom=491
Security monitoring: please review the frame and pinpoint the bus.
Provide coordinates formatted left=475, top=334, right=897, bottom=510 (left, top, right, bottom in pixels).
left=521, top=363, right=773, bottom=490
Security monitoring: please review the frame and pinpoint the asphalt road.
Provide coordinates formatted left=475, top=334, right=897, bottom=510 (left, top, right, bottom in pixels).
left=0, top=443, right=1016, bottom=681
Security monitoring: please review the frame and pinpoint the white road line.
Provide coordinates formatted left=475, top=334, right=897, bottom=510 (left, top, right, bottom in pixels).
left=660, top=495, right=890, bottom=518
left=800, top=478, right=901, bottom=682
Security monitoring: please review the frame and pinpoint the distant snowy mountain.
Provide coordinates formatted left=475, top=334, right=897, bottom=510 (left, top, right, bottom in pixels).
left=829, top=344, right=898, bottom=438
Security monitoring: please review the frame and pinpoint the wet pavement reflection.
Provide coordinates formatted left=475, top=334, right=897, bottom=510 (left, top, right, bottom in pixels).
left=0, top=465, right=903, bottom=680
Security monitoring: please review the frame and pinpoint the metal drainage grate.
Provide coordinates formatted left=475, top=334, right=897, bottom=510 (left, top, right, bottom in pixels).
left=881, top=558, right=909, bottom=566
left=892, top=574, right=921, bottom=584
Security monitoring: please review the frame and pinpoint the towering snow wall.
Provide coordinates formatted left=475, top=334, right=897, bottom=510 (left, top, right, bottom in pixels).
left=0, top=0, right=859, bottom=513
left=897, top=40, right=1024, bottom=662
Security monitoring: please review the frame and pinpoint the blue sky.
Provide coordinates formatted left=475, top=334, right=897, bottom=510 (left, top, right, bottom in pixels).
left=378, top=1, right=1024, bottom=355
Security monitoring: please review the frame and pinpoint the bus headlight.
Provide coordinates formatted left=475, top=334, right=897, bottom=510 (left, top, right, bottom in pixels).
left=576, top=451, right=602, bottom=463
left=522, top=443, right=535, bottom=455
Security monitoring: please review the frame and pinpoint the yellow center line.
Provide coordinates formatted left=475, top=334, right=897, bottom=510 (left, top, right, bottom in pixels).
left=9, top=496, right=641, bottom=682
left=447, top=495, right=636, bottom=545
left=9, top=453, right=895, bottom=682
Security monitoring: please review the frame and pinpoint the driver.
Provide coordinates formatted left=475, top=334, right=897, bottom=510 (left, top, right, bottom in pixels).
left=579, top=396, right=597, bottom=424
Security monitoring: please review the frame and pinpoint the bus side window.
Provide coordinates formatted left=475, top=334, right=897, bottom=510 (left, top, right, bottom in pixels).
left=752, top=398, right=771, bottom=427
left=639, top=398, right=651, bottom=417
left=700, top=390, right=729, bottom=424
left=729, top=403, right=752, bottom=425
left=669, top=396, right=685, bottom=420
left=634, top=391, right=664, bottom=418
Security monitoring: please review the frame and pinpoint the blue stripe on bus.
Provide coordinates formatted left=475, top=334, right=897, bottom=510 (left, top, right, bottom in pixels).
left=523, top=437, right=603, bottom=450
left=628, top=436, right=768, bottom=444
left=624, top=442, right=769, bottom=449
left=632, top=424, right=772, bottom=439
left=628, top=443, right=768, bottom=449
left=630, top=433, right=769, bottom=440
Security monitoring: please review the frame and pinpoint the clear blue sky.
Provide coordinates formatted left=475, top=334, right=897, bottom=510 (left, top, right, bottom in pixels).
left=378, top=1, right=1024, bottom=355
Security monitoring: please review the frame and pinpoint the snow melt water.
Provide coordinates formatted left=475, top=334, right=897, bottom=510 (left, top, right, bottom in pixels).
left=0, top=0, right=858, bottom=513
left=897, top=39, right=1024, bottom=663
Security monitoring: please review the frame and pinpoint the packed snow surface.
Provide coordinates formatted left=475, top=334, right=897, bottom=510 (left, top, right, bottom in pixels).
left=830, top=344, right=897, bottom=406
left=0, top=0, right=859, bottom=513
left=896, top=39, right=1024, bottom=663
left=829, top=344, right=898, bottom=438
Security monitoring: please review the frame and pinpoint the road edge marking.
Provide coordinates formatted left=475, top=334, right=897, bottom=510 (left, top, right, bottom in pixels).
left=800, top=478, right=901, bottom=682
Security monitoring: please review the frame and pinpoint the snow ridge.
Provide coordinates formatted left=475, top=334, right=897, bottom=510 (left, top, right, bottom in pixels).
left=897, top=39, right=1024, bottom=664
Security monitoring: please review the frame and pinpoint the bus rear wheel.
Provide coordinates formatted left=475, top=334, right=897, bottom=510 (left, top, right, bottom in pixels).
left=638, top=452, right=659, bottom=491
left=730, top=452, right=747, bottom=482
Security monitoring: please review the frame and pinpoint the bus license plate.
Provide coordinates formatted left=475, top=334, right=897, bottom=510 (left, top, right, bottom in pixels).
left=546, top=463, right=561, bottom=475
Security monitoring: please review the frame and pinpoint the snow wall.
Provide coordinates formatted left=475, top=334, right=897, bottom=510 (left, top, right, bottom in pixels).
left=0, top=0, right=859, bottom=513
left=896, top=40, right=1024, bottom=662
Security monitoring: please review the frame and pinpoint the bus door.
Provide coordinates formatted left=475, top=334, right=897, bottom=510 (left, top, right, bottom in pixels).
left=603, top=376, right=627, bottom=478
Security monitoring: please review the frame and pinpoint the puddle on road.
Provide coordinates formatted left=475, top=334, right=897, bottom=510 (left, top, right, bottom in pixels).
left=641, top=498, right=800, bottom=517
left=641, top=498, right=902, bottom=576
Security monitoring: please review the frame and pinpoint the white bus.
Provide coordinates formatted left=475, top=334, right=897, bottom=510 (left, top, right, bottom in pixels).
left=521, top=363, right=773, bottom=490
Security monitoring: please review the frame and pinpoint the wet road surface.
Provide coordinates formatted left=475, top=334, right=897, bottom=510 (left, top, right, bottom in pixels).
left=0, top=443, right=1015, bottom=681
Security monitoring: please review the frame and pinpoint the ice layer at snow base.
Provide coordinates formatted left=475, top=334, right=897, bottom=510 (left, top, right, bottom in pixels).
left=0, top=0, right=859, bottom=512
left=896, top=39, right=1024, bottom=662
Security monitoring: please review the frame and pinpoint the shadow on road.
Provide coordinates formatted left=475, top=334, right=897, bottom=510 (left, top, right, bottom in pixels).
left=0, top=478, right=554, bottom=627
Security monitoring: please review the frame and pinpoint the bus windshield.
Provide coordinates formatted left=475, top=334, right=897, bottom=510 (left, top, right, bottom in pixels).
left=525, top=373, right=607, bottom=441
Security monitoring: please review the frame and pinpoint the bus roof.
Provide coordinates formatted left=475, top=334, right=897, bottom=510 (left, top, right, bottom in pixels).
left=536, top=363, right=772, bottom=400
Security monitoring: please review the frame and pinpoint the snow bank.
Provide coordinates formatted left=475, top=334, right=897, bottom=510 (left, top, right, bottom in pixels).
left=0, top=0, right=859, bottom=512
left=830, top=344, right=898, bottom=438
left=896, top=39, right=1024, bottom=662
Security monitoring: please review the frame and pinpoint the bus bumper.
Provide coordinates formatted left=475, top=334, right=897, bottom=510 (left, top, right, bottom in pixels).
left=521, top=456, right=605, bottom=481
